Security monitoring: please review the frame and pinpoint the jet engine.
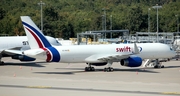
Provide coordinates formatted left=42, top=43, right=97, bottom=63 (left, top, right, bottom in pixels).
left=87, top=62, right=107, bottom=66
left=120, top=56, right=142, bottom=67
left=12, top=55, right=36, bottom=61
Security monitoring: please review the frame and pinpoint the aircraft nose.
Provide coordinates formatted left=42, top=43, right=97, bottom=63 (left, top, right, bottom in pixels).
left=165, top=45, right=176, bottom=58
left=169, top=49, right=176, bottom=58
left=173, top=51, right=176, bottom=56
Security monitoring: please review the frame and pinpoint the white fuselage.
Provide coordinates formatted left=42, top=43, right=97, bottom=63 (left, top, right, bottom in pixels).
left=53, top=43, right=175, bottom=63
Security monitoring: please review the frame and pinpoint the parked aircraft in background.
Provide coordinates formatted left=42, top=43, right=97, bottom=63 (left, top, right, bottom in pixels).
left=20, top=16, right=176, bottom=72
left=0, top=35, right=61, bottom=64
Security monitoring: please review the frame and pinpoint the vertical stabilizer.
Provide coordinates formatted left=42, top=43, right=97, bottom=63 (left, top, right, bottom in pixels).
left=21, top=16, right=52, bottom=49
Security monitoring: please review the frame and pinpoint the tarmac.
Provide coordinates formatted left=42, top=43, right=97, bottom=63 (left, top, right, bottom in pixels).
left=0, top=57, right=180, bottom=96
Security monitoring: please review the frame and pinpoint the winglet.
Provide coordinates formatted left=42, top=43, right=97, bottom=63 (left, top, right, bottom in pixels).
left=133, top=43, right=140, bottom=54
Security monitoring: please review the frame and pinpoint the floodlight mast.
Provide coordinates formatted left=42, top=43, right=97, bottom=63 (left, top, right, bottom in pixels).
left=175, top=15, right=179, bottom=32
left=110, top=15, right=112, bottom=39
left=148, top=8, right=151, bottom=42
left=152, top=4, right=162, bottom=43
left=38, top=1, right=45, bottom=33
left=102, top=8, right=107, bottom=40
left=148, top=8, right=151, bottom=33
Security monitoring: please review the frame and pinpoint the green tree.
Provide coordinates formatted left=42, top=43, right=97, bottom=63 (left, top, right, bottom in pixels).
left=61, top=22, right=75, bottom=39
left=127, top=6, right=144, bottom=33
left=0, top=8, right=6, bottom=20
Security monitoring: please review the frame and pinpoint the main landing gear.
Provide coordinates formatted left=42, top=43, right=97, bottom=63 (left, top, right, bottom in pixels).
left=0, top=61, right=4, bottom=64
left=104, top=67, right=113, bottom=72
left=154, top=59, right=164, bottom=68
left=85, top=61, right=114, bottom=72
left=104, top=61, right=113, bottom=72
left=85, top=63, right=95, bottom=71
left=0, top=54, right=4, bottom=65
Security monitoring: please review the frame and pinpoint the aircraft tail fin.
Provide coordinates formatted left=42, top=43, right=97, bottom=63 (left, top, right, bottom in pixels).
left=21, top=16, right=52, bottom=49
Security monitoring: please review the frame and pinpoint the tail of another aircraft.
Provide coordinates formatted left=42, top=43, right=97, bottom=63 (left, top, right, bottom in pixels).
left=21, top=16, right=52, bottom=49
left=21, top=16, right=60, bottom=62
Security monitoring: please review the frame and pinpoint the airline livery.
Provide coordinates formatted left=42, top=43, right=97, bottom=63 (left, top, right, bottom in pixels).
left=21, top=16, right=176, bottom=72
left=0, top=35, right=61, bottom=64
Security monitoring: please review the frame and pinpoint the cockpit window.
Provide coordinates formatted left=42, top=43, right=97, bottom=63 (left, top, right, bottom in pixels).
left=170, top=47, right=173, bottom=51
left=56, top=40, right=59, bottom=43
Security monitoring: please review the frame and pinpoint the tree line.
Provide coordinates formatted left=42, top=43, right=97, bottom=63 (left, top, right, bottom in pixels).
left=0, top=0, right=180, bottom=39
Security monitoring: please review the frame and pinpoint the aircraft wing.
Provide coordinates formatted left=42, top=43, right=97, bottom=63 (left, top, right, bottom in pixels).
left=97, top=54, right=130, bottom=61
left=85, top=43, right=140, bottom=62
left=9, top=47, right=22, bottom=50
left=2, top=49, right=23, bottom=55
left=85, top=53, right=131, bottom=62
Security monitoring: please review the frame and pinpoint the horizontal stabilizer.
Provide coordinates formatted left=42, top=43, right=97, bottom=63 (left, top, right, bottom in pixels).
left=3, top=50, right=23, bottom=55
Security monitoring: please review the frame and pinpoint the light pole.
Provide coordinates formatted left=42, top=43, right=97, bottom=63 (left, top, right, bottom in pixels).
left=110, top=15, right=112, bottom=39
left=148, top=8, right=151, bottom=42
left=102, top=15, right=104, bottom=30
left=148, top=8, right=151, bottom=33
left=175, top=15, right=179, bottom=32
left=102, top=8, right=106, bottom=39
left=152, top=4, right=162, bottom=42
left=38, top=1, right=45, bottom=33
left=101, top=15, right=104, bottom=40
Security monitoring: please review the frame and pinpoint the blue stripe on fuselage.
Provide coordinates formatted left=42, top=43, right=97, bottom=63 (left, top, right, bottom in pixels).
left=47, top=47, right=61, bottom=62
left=22, top=21, right=52, bottom=47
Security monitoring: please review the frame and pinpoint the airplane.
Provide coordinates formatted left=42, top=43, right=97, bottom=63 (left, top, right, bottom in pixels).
left=0, top=35, right=61, bottom=64
left=20, top=16, right=176, bottom=72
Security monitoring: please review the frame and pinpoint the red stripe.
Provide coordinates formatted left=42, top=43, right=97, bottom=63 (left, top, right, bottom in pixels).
left=26, top=27, right=44, bottom=48
left=26, top=27, right=52, bottom=62
left=42, top=48, right=52, bottom=62
left=46, top=50, right=52, bottom=62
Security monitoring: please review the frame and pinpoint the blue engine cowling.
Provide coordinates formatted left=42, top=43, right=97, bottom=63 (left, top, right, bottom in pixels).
left=87, top=62, right=107, bottom=66
left=120, top=56, right=142, bottom=67
left=12, top=55, right=36, bottom=61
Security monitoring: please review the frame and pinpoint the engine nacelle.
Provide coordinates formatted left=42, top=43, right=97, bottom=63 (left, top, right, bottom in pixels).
left=87, top=62, right=107, bottom=66
left=12, top=55, right=36, bottom=61
left=120, top=56, right=142, bottom=67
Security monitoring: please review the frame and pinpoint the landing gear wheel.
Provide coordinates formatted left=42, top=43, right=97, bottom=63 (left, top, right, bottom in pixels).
left=154, top=65, right=158, bottom=68
left=154, top=65, right=164, bottom=68
left=161, top=65, right=164, bottom=68
left=0, top=61, right=4, bottom=65
left=104, top=67, right=113, bottom=72
left=153, top=59, right=163, bottom=69
left=85, top=67, right=95, bottom=71
left=91, top=67, right=95, bottom=71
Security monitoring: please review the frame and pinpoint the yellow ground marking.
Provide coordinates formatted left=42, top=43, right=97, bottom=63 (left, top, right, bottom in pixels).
left=27, top=86, right=51, bottom=88
left=161, top=92, right=180, bottom=95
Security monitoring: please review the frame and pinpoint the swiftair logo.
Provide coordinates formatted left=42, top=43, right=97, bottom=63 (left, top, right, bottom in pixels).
left=116, top=46, right=131, bottom=52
